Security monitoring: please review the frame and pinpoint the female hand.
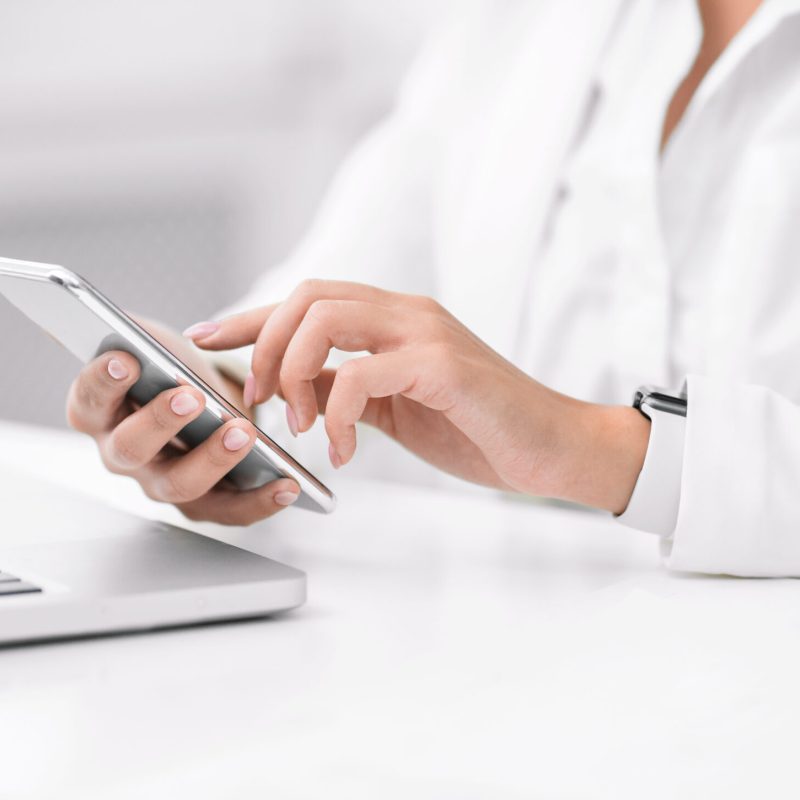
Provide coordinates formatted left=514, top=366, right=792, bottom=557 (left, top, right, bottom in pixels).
left=66, top=318, right=301, bottom=525
left=187, top=280, right=650, bottom=513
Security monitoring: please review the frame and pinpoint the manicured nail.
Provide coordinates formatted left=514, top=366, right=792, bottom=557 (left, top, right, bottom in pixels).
left=286, top=404, right=299, bottom=437
left=107, top=359, right=129, bottom=380
left=243, top=372, right=255, bottom=408
left=274, top=491, right=299, bottom=507
left=223, top=427, right=251, bottom=451
left=170, top=392, right=200, bottom=416
left=328, top=442, right=342, bottom=469
left=182, top=321, right=220, bottom=339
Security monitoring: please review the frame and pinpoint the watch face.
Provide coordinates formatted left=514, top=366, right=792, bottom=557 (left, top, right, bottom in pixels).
left=633, top=386, right=688, bottom=417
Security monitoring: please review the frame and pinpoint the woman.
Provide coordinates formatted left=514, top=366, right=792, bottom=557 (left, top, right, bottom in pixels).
left=67, top=0, right=800, bottom=576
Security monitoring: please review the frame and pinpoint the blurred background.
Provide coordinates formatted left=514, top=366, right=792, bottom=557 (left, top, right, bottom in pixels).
left=0, top=0, right=443, bottom=427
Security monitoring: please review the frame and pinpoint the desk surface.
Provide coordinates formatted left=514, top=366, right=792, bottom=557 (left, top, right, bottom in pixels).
left=0, top=420, right=797, bottom=799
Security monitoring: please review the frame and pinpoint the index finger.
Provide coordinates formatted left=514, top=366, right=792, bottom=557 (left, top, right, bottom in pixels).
left=251, top=280, right=395, bottom=404
left=66, top=350, right=142, bottom=435
left=280, top=299, right=405, bottom=430
left=183, top=305, right=277, bottom=351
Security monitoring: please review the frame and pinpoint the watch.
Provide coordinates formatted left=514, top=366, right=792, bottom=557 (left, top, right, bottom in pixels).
left=633, top=385, right=687, bottom=419
left=616, top=385, right=687, bottom=536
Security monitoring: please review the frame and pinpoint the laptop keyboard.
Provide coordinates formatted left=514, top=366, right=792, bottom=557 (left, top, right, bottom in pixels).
left=0, top=570, right=42, bottom=596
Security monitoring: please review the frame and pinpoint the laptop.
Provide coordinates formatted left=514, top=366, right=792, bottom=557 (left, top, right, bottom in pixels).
left=0, top=476, right=306, bottom=646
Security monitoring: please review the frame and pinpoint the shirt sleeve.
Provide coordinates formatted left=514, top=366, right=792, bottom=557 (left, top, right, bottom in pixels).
left=660, top=374, right=800, bottom=577
left=616, top=374, right=800, bottom=576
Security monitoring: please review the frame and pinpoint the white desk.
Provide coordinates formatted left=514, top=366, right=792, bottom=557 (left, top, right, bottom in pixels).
left=0, top=421, right=797, bottom=799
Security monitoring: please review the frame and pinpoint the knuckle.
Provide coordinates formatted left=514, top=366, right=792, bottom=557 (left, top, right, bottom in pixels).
left=251, top=338, right=279, bottom=375
left=293, top=278, right=325, bottom=306
left=410, top=294, right=442, bottom=314
left=336, top=358, right=361, bottom=384
left=416, top=316, right=446, bottom=342
left=158, top=469, right=197, bottom=504
left=428, top=341, right=458, bottom=372
left=139, top=474, right=164, bottom=502
left=306, top=298, right=334, bottom=323
left=70, top=355, right=133, bottom=422
left=105, top=429, right=143, bottom=470
left=99, top=455, right=128, bottom=477
left=207, top=445, right=233, bottom=469
left=178, top=503, right=205, bottom=523
left=150, top=394, right=177, bottom=430
left=279, top=359, right=303, bottom=385
left=251, top=492, right=279, bottom=522
left=141, top=481, right=162, bottom=502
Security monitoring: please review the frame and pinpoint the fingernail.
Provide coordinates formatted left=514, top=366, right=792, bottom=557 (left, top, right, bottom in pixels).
left=328, top=442, right=342, bottom=469
left=274, top=491, right=299, bottom=507
left=223, top=427, right=251, bottom=451
left=243, top=372, right=255, bottom=408
left=170, top=392, right=200, bottom=416
left=107, top=359, right=129, bottom=380
left=182, top=321, right=220, bottom=339
left=286, top=404, right=299, bottom=437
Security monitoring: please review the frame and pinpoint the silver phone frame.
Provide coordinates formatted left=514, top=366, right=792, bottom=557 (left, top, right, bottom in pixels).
left=0, top=257, right=336, bottom=514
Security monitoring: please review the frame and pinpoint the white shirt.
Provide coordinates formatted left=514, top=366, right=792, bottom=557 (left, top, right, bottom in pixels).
left=219, top=0, right=800, bottom=577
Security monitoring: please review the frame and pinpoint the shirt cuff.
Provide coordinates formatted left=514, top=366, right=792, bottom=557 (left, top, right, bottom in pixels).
left=615, top=401, right=686, bottom=537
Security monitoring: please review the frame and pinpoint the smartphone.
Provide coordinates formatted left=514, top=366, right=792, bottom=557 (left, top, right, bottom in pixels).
left=0, top=257, right=336, bottom=513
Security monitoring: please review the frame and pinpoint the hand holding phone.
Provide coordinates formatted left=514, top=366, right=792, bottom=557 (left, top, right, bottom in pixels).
left=68, top=332, right=310, bottom=524
left=0, top=257, right=335, bottom=524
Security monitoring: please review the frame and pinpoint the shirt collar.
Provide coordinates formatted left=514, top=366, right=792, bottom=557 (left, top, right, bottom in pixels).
left=688, top=0, right=800, bottom=116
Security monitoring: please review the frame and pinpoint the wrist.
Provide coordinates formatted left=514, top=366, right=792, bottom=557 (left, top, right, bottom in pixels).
left=549, top=400, right=650, bottom=514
